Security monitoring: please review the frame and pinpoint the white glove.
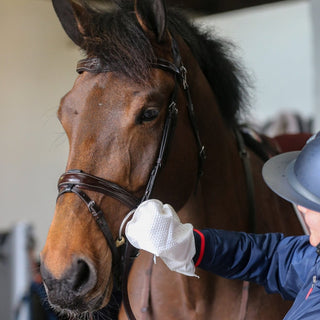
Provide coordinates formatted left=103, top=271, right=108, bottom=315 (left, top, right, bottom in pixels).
left=125, top=199, right=198, bottom=277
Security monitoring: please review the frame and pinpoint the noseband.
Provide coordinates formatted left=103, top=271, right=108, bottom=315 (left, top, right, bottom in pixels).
left=56, top=36, right=205, bottom=319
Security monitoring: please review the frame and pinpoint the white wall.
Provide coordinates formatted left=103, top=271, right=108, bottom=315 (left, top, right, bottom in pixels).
left=311, top=0, right=320, bottom=131
left=0, top=0, right=318, bottom=254
left=197, top=0, right=316, bottom=129
left=0, top=0, right=80, bottom=252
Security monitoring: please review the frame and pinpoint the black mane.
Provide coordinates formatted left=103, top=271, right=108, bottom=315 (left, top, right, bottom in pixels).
left=80, top=1, right=250, bottom=126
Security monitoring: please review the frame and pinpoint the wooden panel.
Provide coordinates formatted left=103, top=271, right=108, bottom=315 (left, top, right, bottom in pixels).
left=96, top=0, right=289, bottom=14
left=167, top=0, right=288, bottom=13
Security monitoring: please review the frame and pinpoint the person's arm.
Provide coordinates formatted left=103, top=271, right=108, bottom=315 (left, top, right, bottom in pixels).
left=193, top=229, right=313, bottom=300
left=125, top=199, right=315, bottom=299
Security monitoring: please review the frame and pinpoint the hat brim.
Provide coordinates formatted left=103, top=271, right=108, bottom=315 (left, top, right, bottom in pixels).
left=262, top=151, right=320, bottom=212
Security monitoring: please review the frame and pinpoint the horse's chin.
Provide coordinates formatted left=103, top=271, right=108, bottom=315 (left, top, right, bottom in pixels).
left=49, top=304, right=93, bottom=320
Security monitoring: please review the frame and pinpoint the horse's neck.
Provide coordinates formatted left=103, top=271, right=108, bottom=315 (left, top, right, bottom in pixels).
left=183, top=57, right=249, bottom=230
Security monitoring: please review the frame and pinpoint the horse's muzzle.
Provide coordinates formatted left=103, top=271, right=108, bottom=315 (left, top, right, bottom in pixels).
left=40, top=257, right=97, bottom=312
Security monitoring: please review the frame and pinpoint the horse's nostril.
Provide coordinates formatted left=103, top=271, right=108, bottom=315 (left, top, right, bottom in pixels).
left=68, top=258, right=97, bottom=296
left=73, top=259, right=91, bottom=292
left=40, top=257, right=97, bottom=308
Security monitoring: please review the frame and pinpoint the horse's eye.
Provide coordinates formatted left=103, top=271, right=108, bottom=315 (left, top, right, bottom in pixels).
left=139, top=108, right=159, bottom=123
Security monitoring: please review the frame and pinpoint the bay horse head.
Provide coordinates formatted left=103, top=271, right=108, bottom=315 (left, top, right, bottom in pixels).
left=40, top=0, right=256, bottom=318
left=41, top=0, right=208, bottom=316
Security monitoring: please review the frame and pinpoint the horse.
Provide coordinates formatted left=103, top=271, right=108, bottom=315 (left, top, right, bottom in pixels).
left=40, top=0, right=305, bottom=319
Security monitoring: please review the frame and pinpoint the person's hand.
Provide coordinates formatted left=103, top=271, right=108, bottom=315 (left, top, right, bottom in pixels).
left=125, top=199, right=198, bottom=277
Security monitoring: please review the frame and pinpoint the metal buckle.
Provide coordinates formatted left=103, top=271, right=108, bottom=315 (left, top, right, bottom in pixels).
left=200, top=146, right=207, bottom=160
left=179, top=66, right=188, bottom=90
left=168, top=101, right=178, bottom=115
left=88, top=200, right=97, bottom=215
left=116, top=236, right=126, bottom=247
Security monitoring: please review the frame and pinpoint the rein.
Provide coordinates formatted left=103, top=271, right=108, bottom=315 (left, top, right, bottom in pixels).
left=234, top=129, right=255, bottom=320
left=57, top=36, right=205, bottom=319
left=233, top=128, right=281, bottom=320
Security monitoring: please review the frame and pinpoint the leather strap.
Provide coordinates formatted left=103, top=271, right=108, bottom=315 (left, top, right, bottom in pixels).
left=154, top=50, right=206, bottom=180
left=57, top=169, right=140, bottom=288
left=121, top=241, right=140, bottom=319
left=58, top=184, right=120, bottom=264
left=58, top=170, right=139, bottom=209
left=234, top=129, right=256, bottom=233
left=234, top=129, right=256, bottom=320
left=141, top=101, right=178, bottom=201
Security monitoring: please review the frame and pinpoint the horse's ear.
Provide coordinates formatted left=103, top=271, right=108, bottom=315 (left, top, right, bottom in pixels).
left=52, top=0, right=86, bottom=46
left=134, top=0, right=168, bottom=42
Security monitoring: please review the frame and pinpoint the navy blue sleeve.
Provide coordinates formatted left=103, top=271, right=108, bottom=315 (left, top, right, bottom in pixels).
left=193, top=229, right=316, bottom=300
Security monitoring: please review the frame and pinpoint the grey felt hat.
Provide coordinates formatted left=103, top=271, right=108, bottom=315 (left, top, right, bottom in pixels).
left=262, top=132, right=320, bottom=212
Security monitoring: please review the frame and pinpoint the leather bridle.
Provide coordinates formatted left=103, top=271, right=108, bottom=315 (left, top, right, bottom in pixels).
left=56, top=36, right=205, bottom=319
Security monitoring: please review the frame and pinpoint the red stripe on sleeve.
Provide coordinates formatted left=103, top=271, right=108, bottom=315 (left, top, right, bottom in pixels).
left=193, top=229, right=205, bottom=267
left=305, top=287, right=313, bottom=300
